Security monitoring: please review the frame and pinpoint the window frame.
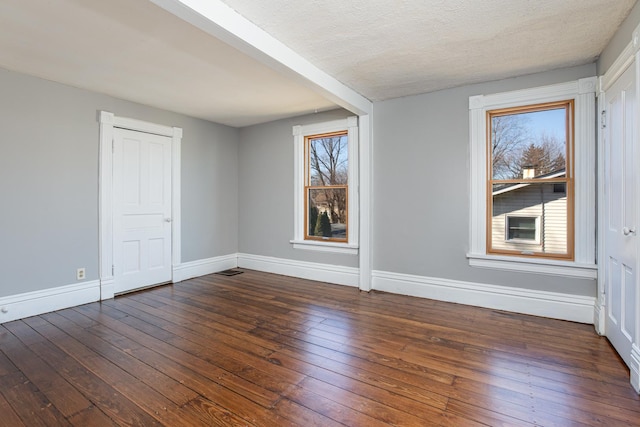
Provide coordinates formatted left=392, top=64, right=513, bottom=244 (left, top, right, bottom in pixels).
left=291, top=117, right=359, bottom=254
left=487, top=100, right=574, bottom=260
left=304, top=130, right=349, bottom=243
left=468, top=78, right=597, bottom=279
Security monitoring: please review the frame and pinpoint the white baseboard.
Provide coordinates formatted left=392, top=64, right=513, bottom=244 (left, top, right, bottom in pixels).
left=631, top=344, right=640, bottom=394
left=237, top=253, right=359, bottom=287
left=0, top=281, right=101, bottom=324
left=1, top=259, right=597, bottom=326
left=593, top=298, right=606, bottom=335
left=173, top=254, right=238, bottom=283
left=372, top=270, right=596, bottom=324
left=100, top=278, right=115, bottom=300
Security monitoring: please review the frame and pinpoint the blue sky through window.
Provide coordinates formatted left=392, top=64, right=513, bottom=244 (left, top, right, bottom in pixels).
left=522, top=108, right=565, bottom=142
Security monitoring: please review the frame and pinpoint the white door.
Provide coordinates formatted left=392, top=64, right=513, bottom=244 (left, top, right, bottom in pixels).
left=113, top=128, right=173, bottom=294
left=603, top=62, right=638, bottom=368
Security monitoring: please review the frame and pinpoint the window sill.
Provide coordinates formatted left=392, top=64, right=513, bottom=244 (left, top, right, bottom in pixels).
left=290, top=240, right=359, bottom=255
left=467, top=253, right=597, bottom=279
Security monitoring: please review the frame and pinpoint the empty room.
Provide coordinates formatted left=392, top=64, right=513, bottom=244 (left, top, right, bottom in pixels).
left=1, top=0, right=640, bottom=425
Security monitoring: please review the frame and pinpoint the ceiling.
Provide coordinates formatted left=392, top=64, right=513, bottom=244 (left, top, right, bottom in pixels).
left=0, top=0, right=636, bottom=127
left=222, top=0, right=637, bottom=101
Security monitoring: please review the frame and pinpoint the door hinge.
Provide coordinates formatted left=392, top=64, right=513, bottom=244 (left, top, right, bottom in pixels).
left=601, top=110, right=606, bottom=129
left=112, top=265, right=115, bottom=275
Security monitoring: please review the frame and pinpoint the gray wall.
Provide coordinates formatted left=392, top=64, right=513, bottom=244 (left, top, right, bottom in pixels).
left=238, top=110, right=358, bottom=268
left=598, top=0, right=640, bottom=75
left=0, top=68, right=239, bottom=298
left=3, top=12, right=631, bottom=301
left=373, top=64, right=597, bottom=296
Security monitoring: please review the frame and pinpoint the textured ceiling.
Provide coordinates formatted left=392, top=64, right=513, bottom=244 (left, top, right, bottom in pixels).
left=0, top=0, right=636, bottom=127
left=221, top=0, right=637, bottom=100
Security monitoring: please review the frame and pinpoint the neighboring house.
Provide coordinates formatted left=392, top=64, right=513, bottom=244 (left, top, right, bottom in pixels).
left=492, top=170, right=567, bottom=254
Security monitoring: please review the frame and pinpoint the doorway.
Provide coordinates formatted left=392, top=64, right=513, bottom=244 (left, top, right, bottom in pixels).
left=98, top=112, right=182, bottom=299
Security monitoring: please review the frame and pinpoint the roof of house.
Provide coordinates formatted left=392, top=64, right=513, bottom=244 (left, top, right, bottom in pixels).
left=493, top=169, right=566, bottom=196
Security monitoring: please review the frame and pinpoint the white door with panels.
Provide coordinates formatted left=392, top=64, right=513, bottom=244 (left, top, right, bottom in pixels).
left=603, top=62, right=638, bottom=372
left=112, top=128, right=173, bottom=294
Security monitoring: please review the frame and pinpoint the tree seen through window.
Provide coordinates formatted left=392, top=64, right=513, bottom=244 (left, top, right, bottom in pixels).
left=305, top=132, right=348, bottom=241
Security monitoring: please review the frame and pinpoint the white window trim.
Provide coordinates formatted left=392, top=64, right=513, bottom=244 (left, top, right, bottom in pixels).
left=291, top=117, right=359, bottom=255
left=467, top=78, right=597, bottom=279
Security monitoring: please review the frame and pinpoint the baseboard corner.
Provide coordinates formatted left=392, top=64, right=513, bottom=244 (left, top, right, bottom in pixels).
left=173, top=254, right=238, bottom=283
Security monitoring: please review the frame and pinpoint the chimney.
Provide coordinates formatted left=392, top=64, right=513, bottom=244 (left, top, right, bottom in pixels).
left=522, top=166, right=535, bottom=179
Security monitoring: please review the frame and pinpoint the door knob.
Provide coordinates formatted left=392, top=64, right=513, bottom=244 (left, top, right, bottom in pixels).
left=623, top=226, right=636, bottom=235
left=165, top=218, right=172, bottom=223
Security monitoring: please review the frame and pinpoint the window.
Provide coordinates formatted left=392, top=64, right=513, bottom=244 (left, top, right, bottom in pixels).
left=468, top=78, right=597, bottom=278
left=553, top=183, right=566, bottom=193
left=506, top=216, right=539, bottom=242
left=292, top=117, right=358, bottom=254
left=305, top=132, right=349, bottom=242
left=488, top=101, right=573, bottom=259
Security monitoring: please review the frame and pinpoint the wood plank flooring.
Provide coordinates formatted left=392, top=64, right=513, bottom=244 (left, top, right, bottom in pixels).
left=1, top=269, right=639, bottom=426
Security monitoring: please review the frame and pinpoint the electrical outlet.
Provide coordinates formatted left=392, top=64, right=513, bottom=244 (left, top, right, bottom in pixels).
left=76, top=268, right=86, bottom=280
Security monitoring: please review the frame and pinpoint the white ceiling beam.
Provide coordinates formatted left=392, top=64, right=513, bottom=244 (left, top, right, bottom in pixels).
left=150, top=0, right=373, bottom=116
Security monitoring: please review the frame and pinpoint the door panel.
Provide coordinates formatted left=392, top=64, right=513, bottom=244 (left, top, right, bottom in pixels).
left=113, top=128, right=172, bottom=294
left=604, top=63, right=638, bottom=368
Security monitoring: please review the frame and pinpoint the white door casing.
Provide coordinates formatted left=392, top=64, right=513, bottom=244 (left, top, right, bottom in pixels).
left=99, top=112, right=182, bottom=300
left=113, top=128, right=172, bottom=294
left=600, top=59, right=640, bottom=392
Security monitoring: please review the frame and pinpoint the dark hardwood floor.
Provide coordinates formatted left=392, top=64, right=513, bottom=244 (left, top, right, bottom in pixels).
left=1, top=269, right=639, bottom=426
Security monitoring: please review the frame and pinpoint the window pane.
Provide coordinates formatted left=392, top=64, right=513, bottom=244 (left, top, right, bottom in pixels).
left=491, top=108, right=566, bottom=180
left=308, top=134, right=348, bottom=186
left=491, top=182, right=567, bottom=255
left=553, top=183, right=566, bottom=193
left=507, top=217, right=536, bottom=240
left=307, top=187, right=347, bottom=239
